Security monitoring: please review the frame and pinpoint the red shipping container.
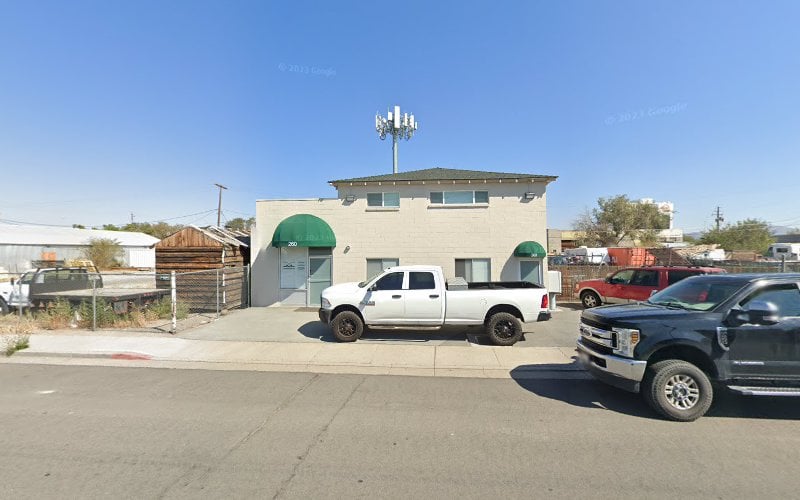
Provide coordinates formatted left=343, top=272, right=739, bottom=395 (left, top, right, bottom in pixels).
left=607, top=247, right=656, bottom=267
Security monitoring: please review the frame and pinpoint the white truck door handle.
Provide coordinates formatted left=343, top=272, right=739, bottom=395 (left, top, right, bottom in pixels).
left=392, top=295, right=402, bottom=299
left=429, top=294, right=439, bottom=299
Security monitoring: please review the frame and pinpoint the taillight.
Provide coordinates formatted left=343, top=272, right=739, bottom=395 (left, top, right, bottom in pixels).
left=541, top=294, right=549, bottom=309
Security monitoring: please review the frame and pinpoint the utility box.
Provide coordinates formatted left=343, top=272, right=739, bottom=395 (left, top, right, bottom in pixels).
left=447, top=277, right=469, bottom=291
left=547, top=270, right=562, bottom=311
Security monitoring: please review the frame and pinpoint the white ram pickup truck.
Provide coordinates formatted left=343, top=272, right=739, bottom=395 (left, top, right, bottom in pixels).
left=318, top=265, right=550, bottom=345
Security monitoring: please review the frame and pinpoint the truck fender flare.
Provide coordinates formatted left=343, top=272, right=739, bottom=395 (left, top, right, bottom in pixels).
left=484, top=304, right=523, bottom=323
left=331, top=304, right=365, bottom=323
left=643, top=341, right=717, bottom=378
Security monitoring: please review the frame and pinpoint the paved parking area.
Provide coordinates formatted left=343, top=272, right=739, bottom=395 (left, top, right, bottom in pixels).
left=180, top=304, right=582, bottom=348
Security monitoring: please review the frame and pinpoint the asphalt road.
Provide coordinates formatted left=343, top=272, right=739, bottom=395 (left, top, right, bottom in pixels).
left=2, top=364, right=799, bottom=499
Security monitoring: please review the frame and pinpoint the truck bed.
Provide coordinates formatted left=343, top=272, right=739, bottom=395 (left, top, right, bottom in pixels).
left=34, top=288, right=169, bottom=302
left=464, top=281, right=543, bottom=289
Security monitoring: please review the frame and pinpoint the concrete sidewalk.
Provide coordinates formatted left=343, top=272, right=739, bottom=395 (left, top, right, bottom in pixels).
left=4, top=334, right=586, bottom=379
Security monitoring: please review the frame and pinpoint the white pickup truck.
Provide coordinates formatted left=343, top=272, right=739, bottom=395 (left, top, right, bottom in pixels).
left=318, top=265, right=550, bottom=346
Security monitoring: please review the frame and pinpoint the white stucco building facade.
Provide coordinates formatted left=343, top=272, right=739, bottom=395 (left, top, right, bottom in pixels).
left=251, top=168, right=557, bottom=307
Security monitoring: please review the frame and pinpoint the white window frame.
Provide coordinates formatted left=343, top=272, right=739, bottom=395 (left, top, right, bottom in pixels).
left=367, top=192, right=400, bottom=208
left=430, top=190, right=489, bottom=205
left=455, top=258, right=491, bottom=282
left=366, top=258, right=400, bottom=278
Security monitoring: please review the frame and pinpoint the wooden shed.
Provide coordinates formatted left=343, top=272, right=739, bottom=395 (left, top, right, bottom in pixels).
left=155, top=226, right=250, bottom=311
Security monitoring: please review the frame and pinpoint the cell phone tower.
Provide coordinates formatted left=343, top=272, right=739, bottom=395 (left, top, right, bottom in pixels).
left=375, top=105, right=418, bottom=174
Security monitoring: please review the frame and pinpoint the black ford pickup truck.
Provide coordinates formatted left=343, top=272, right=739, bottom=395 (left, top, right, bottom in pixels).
left=577, top=273, right=800, bottom=421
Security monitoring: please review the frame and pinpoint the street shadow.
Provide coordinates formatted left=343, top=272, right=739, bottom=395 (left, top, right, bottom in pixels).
left=510, top=364, right=656, bottom=419
left=511, top=364, right=800, bottom=421
left=297, top=321, right=470, bottom=344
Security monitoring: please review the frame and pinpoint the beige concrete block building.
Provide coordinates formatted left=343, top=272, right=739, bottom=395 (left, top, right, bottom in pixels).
left=251, top=168, right=557, bottom=307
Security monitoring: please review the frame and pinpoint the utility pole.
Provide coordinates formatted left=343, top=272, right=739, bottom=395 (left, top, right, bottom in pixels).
left=714, top=206, right=724, bottom=231
left=214, top=183, right=228, bottom=227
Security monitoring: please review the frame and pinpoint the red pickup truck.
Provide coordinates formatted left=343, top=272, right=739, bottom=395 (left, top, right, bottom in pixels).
left=575, top=265, right=726, bottom=308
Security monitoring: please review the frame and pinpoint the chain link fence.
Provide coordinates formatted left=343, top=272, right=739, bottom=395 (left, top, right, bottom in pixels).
left=158, top=266, right=250, bottom=331
left=0, top=266, right=250, bottom=337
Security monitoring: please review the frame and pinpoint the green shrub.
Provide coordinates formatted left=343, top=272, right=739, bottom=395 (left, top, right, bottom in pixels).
left=146, top=297, right=189, bottom=320
left=4, top=334, right=29, bottom=356
left=44, top=299, right=74, bottom=330
left=82, top=238, right=123, bottom=269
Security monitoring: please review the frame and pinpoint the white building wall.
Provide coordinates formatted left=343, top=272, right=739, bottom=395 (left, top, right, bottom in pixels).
left=0, top=244, right=156, bottom=273
left=125, top=247, right=157, bottom=269
left=251, top=180, right=550, bottom=306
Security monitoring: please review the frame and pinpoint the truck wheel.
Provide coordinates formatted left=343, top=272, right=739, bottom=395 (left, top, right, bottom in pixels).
left=580, top=291, right=601, bottom=309
left=331, top=311, right=364, bottom=342
left=0, top=298, right=8, bottom=315
left=643, top=360, right=713, bottom=422
left=486, top=312, right=523, bottom=346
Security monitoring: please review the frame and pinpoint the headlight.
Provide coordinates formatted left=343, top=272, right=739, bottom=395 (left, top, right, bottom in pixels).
left=613, top=327, right=640, bottom=358
left=320, top=297, right=331, bottom=309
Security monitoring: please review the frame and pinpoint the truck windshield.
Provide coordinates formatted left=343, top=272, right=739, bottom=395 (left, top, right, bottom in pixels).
left=648, top=279, right=743, bottom=311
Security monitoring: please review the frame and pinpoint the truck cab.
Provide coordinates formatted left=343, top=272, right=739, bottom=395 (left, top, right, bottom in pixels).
left=0, top=267, right=101, bottom=310
left=577, top=273, right=800, bottom=421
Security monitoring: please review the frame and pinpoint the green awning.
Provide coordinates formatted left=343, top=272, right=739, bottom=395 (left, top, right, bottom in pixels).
left=514, top=241, right=546, bottom=258
left=271, top=214, right=336, bottom=247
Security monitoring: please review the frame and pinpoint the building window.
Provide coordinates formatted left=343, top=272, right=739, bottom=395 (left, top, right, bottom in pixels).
left=366, top=258, right=399, bottom=278
left=455, top=258, right=491, bottom=282
left=430, top=191, right=489, bottom=205
left=367, top=192, right=400, bottom=208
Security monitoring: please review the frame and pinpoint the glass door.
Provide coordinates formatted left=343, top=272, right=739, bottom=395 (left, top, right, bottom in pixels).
left=520, top=260, right=542, bottom=285
left=308, top=248, right=332, bottom=306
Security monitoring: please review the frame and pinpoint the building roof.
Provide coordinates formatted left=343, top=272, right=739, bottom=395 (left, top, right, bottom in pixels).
left=155, top=225, right=249, bottom=248
left=0, top=223, right=160, bottom=247
left=329, top=167, right=557, bottom=185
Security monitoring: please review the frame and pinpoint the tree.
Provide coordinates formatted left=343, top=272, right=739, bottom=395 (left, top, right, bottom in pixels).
left=113, top=222, right=183, bottom=239
left=574, top=195, right=670, bottom=247
left=225, top=217, right=255, bottom=233
left=700, top=219, right=774, bottom=254
left=72, top=224, right=86, bottom=229
left=82, top=238, right=123, bottom=269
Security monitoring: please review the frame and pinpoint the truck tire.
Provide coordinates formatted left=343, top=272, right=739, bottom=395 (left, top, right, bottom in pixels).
left=580, top=291, right=601, bottom=309
left=643, top=360, right=713, bottom=422
left=331, top=311, right=364, bottom=342
left=0, top=298, right=8, bottom=315
left=486, top=312, right=523, bottom=346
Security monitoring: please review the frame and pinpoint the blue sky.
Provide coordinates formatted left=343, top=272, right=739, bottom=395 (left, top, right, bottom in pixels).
left=1, top=1, right=798, bottom=233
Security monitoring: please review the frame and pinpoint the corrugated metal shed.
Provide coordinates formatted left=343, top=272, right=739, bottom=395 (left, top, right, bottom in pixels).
left=0, top=223, right=159, bottom=247
left=0, top=223, right=159, bottom=272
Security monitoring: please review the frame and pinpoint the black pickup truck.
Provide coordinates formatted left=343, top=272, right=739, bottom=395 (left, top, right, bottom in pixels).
left=577, top=273, right=800, bottom=421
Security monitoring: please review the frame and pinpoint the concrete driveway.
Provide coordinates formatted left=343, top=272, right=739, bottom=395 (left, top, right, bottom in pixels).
left=180, top=304, right=582, bottom=347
